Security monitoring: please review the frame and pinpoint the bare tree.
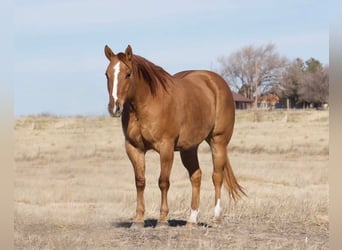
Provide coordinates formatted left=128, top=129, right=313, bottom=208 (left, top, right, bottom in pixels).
left=218, top=43, right=288, bottom=100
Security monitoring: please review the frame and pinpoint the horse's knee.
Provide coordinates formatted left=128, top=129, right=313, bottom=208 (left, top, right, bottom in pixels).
left=158, top=178, right=170, bottom=190
left=190, top=168, right=202, bottom=185
left=135, top=177, right=146, bottom=189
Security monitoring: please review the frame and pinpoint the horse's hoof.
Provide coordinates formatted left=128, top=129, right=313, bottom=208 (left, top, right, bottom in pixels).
left=185, top=221, right=197, bottom=228
left=130, top=221, right=145, bottom=229
left=155, top=221, right=169, bottom=228
left=211, top=217, right=222, bottom=228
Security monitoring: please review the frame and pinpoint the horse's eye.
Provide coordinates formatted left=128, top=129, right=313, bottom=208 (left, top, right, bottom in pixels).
left=126, top=72, right=131, bottom=79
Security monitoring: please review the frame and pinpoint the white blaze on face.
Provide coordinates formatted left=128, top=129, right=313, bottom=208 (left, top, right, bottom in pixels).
left=112, top=61, right=121, bottom=104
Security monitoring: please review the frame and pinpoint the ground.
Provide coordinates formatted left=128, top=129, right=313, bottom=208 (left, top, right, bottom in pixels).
left=14, top=110, right=329, bottom=249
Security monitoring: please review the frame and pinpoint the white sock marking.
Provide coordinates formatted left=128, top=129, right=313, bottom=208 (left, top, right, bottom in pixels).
left=188, top=209, right=199, bottom=223
left=112, top=61, right=121, bottom=102
left=214, top=199, right=222, bottom=218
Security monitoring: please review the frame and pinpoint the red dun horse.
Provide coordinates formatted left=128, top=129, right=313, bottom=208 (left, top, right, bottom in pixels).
left=104, top=45, right=245, bottom=226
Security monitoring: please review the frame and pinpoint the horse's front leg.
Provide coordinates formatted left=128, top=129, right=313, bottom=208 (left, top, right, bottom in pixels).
left=158, top=140, right=174, bottom=224
left=125, top=140, right=146, bottom=223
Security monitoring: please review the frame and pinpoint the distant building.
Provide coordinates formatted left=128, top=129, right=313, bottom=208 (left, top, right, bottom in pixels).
left=232, top=92, right=254, bottom=110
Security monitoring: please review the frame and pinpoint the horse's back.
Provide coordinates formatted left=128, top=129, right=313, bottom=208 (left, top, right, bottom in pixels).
left=174, top=70, right=233, bottom=98
left=173, top=70, right=235, bottom=143
left=174, top=70, right=235, bottom=118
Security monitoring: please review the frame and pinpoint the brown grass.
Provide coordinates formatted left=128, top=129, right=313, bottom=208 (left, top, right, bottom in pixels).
left=14, top=110, right=329, bottom=249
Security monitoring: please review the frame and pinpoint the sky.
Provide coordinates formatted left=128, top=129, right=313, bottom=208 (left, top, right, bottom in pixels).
left=13, top=0, right=330, bottom=116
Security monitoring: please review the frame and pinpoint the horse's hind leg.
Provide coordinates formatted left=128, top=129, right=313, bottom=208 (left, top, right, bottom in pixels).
left=180, top=147, right=202, bottom=224
left=208, top=136, right=228, bottom=221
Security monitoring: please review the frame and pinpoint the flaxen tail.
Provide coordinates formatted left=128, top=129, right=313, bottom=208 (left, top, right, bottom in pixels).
left=223, top=159, right=246, bottom=201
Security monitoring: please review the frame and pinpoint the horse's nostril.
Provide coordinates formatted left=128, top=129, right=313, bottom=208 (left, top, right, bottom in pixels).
left=108, top=104, right=115, bottom=117
left=113, top=105, right=121, bottom=117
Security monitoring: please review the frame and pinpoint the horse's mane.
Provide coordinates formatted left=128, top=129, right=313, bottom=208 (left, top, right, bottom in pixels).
left=118, top=53, right=173, bottom=95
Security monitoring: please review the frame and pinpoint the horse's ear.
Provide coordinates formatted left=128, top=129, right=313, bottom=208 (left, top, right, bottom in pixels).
left=104, top=45, right=115, bottom=60
left=125, top=45, right=133, bottom=61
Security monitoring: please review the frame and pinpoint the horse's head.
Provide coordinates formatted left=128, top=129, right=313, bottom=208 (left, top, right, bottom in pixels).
left=104, top=45, right=134, bottom=117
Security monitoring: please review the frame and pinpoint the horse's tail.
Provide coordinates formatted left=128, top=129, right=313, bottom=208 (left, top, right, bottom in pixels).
left=223, top=159, right=246, bottom=201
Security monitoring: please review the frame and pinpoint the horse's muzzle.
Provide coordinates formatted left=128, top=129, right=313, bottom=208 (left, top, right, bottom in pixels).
left=108, top=104, right=122, bottom=118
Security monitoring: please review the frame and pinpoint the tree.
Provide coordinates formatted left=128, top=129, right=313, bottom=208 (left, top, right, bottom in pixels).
left=298, top=59, right=329, bottom=106
left=278, top=58, right=305, bottom=108
left=217, top=43, right=287, bottom=100
left=279, top=57, right=329, bottom=108
left=305, top=57, right=322, bottom=73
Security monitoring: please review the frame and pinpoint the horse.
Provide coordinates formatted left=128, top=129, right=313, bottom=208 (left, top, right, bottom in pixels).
left=104, top=45, right=245, bottom=226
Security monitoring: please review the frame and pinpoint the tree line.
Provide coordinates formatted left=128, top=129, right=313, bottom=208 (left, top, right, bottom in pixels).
left=217, top=43, right=329, bottom=109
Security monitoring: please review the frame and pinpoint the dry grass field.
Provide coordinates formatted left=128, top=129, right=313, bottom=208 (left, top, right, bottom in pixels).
left=14, top=110, right=329, bottom=249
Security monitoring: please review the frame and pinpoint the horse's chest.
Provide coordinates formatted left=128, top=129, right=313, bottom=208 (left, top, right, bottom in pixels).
left=123, top=117, right=143, bottom=147
left=122, top=115, right=153, bottom=150
left=127, top=122, right=164, bottom=152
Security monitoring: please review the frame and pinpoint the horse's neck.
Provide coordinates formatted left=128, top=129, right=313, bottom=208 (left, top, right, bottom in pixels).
left=131, top=79, right=174, bottom=119
left=131, top=79, right=151, bottom=108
